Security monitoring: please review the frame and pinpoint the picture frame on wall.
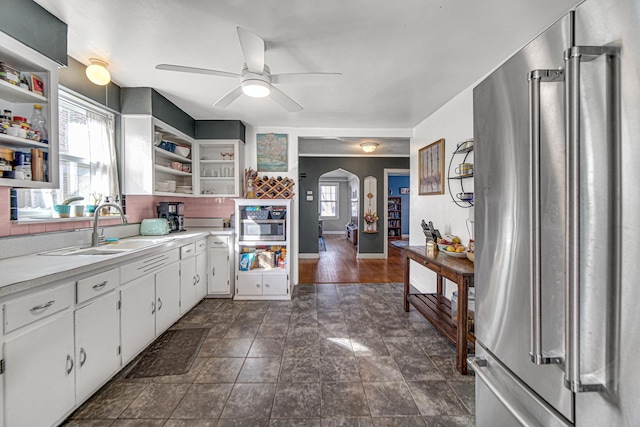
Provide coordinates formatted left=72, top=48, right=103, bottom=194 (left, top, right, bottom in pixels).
left=419, top=138, right=445, bottom=195
left=257, top=133, right=288, bottom=172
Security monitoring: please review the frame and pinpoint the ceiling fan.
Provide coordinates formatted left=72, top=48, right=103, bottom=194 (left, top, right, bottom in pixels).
left=156, top=27, right=341, bottom=112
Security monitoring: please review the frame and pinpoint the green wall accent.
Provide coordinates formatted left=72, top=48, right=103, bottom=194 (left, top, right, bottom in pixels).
left=299, top=156, right=410, bottom=254
left=0, top=0, right=67, bottom=65
left=59, top=57, right=121, bottom=111
left=196, top=120, right=246, bottom=142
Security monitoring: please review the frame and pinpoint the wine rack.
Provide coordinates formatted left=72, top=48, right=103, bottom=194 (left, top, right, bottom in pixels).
left=252, top=175, right=296, bottom=199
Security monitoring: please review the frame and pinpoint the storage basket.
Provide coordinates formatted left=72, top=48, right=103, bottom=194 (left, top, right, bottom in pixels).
left=243, top=209, right=269, bottom=220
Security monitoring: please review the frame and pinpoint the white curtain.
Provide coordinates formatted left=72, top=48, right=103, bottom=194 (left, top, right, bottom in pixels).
left=88, top=111, right=120, bottom=202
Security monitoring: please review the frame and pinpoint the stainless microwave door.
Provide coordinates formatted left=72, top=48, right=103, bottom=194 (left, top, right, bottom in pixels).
left=474, top=13, right=573, bottom=421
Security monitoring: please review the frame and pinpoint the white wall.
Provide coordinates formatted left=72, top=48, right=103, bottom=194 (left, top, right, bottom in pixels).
left=409, top=87, right=474, bottom=295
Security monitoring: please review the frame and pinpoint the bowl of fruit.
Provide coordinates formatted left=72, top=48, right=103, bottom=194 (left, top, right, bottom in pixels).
left=438, top=236, right=467, bottom=258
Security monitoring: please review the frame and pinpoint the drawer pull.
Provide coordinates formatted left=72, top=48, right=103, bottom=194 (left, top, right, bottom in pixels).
left=79, top=348, right=87, bottom=367
left=256, top=283, right=260, bottom=288
left=92, top=281, right=108, bottom=290
left=185, top=249, right=192, bottom=253
left=30, top=300, right=55, bottom=312
left=214, top=241, right=224, bottom=245
left=66, top=354, right=74, bottom=375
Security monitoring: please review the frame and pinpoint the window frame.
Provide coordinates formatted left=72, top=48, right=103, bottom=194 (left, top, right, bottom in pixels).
left=319, top=182, right=339, bottom=220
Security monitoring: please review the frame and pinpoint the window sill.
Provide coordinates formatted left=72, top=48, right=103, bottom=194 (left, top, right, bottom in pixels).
left=13, top=215, right=129, bottom=225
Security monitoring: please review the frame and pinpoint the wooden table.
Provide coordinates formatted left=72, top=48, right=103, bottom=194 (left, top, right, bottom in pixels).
left=402, top=246, right=475, bottom=374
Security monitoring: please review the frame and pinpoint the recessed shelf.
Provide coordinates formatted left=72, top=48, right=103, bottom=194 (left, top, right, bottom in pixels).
left=0, top=78, right=47, bottom=103
left=154, top=147, right=191, bottom=162
left=154, top=164, right=192, bottom=177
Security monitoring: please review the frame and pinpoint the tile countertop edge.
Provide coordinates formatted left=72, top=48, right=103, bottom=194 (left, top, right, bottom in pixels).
left=0, top=228, right=234, bottom=300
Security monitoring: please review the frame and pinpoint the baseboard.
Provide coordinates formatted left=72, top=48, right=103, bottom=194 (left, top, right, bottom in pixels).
left=356, top=253, right=385, bottom=259
left=299, top=253, right=320, bottom=259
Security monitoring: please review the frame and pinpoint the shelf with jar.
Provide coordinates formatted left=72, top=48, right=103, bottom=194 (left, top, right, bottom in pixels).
left=447, top=139, right=474, bottom=208
left=195, top=139, right=244, bottom=197
left=0, top=31, right=60, bottom=189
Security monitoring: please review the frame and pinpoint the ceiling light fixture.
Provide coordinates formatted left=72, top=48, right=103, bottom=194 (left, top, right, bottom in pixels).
left=85, top=58, right=111, bottom=86
left=360, top=142, right=379, bottom=153
left=241, top=79, right=271, bottom=97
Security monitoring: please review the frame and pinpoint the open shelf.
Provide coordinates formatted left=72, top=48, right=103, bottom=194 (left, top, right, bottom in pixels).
left=154, top=147, right=191, bottom=162
left=0, top=78, right=47, bottom=103
left=154, top=164, right=192, bottom=177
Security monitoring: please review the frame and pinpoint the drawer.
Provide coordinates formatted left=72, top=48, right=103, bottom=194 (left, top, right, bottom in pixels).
left=180, top=243, right=196, bottom=259
left=77, top=268, right=120, bottom=304
left=120, top=249, right=180, bottom=283
left=4, top=282, right=74, bottom=334
left=195, top=239, right=207, bottom=254
left=209, top=235, right=229, bottom=248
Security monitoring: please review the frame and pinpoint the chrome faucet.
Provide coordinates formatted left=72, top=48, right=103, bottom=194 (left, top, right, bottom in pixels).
left=92, top=202, right=128, bottom=246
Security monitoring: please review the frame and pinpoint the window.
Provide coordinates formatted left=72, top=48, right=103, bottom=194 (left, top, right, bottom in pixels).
left=17, top=90, right=119, bottom=219
left=319, top=183, right=339, bottom=219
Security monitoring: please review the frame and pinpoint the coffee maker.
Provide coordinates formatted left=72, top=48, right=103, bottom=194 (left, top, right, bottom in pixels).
left=157, top=202, right=185, bottom=232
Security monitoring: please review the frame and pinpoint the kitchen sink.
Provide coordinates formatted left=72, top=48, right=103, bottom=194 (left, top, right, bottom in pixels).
left=38, top=238, right=169, bottom=256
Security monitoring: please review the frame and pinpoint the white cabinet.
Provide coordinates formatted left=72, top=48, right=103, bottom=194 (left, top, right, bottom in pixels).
left=194, top=139, right=245, bottom=197
left=4, top=312, right=75, bottom=427
left=74, top=291, right=120, bottom=403
left=180, top=240, right=207, bottom=313
left=0, top=31, right=60, bottom=189
left=155, top=262, right=181, bottom=333
left=120, top=275, right=156, bottom=364
left=209, top=235, right=233, bottom=296
left=122, top=115, right=194, bottom=196
left=234, top=199, right=291, bottom=300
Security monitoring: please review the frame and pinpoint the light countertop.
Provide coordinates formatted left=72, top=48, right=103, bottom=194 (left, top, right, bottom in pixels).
left=0, top=228, right=234, bottom=299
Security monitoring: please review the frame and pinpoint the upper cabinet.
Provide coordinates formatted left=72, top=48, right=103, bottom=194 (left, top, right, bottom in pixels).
left=0, top=31, right=59, bottom=189
left=194, top=139, right=245, bottom=197
left=122, top=115, right=194, bottom=196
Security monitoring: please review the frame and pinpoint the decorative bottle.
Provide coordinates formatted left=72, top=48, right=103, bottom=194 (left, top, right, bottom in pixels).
left=30, top=104, right=48, bottom=143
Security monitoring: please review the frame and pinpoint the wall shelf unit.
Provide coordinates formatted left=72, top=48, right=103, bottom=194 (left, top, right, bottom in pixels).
left=195, top=140, right=244, bottom=197
left=447, top=139, right=474, bottom=208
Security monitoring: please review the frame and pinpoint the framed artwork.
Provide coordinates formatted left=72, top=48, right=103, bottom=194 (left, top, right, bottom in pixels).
left=30, top=73, right=44, bottom=95
left=257, top=133, right=288, bottom=172
left=419, top=138, right=445, bottom=195
left=400, top=187, right=410, bottom=195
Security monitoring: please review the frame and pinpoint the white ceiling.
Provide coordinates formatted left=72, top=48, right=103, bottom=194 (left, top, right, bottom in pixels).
left=35, top=0, right=579, bottom=129
left=299, top=137, right=409, bottom=157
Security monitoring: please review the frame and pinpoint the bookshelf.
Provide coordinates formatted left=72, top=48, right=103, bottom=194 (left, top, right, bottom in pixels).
left=388, top=196, right=402, bottom=240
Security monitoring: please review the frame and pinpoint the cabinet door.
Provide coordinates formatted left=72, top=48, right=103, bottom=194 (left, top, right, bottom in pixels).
left=263, top=273, right=288, bottom=296
left=209, top=248, right=230, bottom=294
left=75, top=292, right=120, bottom=403
left=180, top=257, right=197, bottom=314
left=156, top=262, right=181, bottom=334
left=5, top=313, right=75, bottom=427
left=237, top=272, right=263, bottom=295
left=195, top=252, right=208, bottom=300
left=120, top=275, right=156, bottom=364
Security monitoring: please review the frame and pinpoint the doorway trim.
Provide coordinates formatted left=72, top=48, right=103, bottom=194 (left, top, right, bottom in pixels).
left=383, top=168, right=410, bottom=258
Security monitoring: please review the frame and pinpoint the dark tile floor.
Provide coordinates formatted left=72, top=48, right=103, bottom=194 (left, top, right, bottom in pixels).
left=64, top=283, right=475, bottom=427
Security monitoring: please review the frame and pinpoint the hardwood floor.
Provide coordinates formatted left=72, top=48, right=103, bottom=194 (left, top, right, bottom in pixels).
left=298, top=234, right=405, bottom=284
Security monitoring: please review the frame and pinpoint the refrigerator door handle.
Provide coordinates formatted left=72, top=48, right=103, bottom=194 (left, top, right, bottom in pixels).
left=564, top=45, right=618, bottom=393
left=528, top=69, right=564, bottom=366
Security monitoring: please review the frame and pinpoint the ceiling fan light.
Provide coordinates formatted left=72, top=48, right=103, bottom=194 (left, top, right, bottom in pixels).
left=86, top=58, right=111, bottom=86
left=360, top=142, right=379, bottom=153
left=241, top=79, right=271, bottom=98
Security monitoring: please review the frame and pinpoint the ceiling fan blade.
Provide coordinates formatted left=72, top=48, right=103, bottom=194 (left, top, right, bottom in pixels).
left=270, top=86, right=303, bottom=112
left=237, top=27, right=265, bottom=73
left=156, top=64, right=239, bottom=78
left=213, top=86, right=243, bottom=109
left=271, top=73, right=342, bottom=86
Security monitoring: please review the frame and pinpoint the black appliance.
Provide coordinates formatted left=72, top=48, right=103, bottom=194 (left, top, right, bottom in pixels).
left=157, top=202, right=185, bottom=232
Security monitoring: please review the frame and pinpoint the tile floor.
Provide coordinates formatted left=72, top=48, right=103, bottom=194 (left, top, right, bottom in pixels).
left=64, top=283, right=475, bottom=427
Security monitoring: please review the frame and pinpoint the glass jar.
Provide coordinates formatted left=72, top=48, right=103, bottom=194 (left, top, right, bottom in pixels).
left=30, top=104, right=47, bottom=143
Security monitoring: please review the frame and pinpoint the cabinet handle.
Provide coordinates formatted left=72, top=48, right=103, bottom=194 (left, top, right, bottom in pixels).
left=157, top=297, right=163, bottom=311
left=151, top=301, right=156, bottom=314
left=30, top=300, right=55, bottom=312
left=185, top=249, right=192, bottom=254
left=79, top=348, right=87, bottom=367
left=92, top=281, right=108, bottom=290
left=265, top=283, right=270, bottom=288
left=66, top=355, right=74, bottom=375
left=256, top=283, right=260, bottom=288
left=193, top=276, right=197, bottom=286
left=212, top=267, right=216, bottom=276
left=196, top=274, right=200, bottom=283
left=214, top=241, right=223, bottom=245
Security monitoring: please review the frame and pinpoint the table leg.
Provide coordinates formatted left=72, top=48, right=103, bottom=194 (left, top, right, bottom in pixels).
left=456, top=277, right=470, bottom=374
left=404, top=253, right=410, bottom=311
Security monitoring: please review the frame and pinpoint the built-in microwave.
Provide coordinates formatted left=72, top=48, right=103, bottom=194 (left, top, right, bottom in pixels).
left=240, top=219, right=286, bottom=241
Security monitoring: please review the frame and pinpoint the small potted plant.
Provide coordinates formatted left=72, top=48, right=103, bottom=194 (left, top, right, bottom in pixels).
left=85, top=192, right=102, bottom=215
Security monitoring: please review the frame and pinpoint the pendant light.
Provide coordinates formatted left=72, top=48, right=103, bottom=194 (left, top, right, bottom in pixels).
left=86, top=58, right=111, bottom=86
left=360, top=142, right=379, bottom=153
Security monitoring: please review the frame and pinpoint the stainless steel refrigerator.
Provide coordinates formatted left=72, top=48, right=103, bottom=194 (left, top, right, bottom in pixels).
left=471, top=0, right=640, bottom=425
